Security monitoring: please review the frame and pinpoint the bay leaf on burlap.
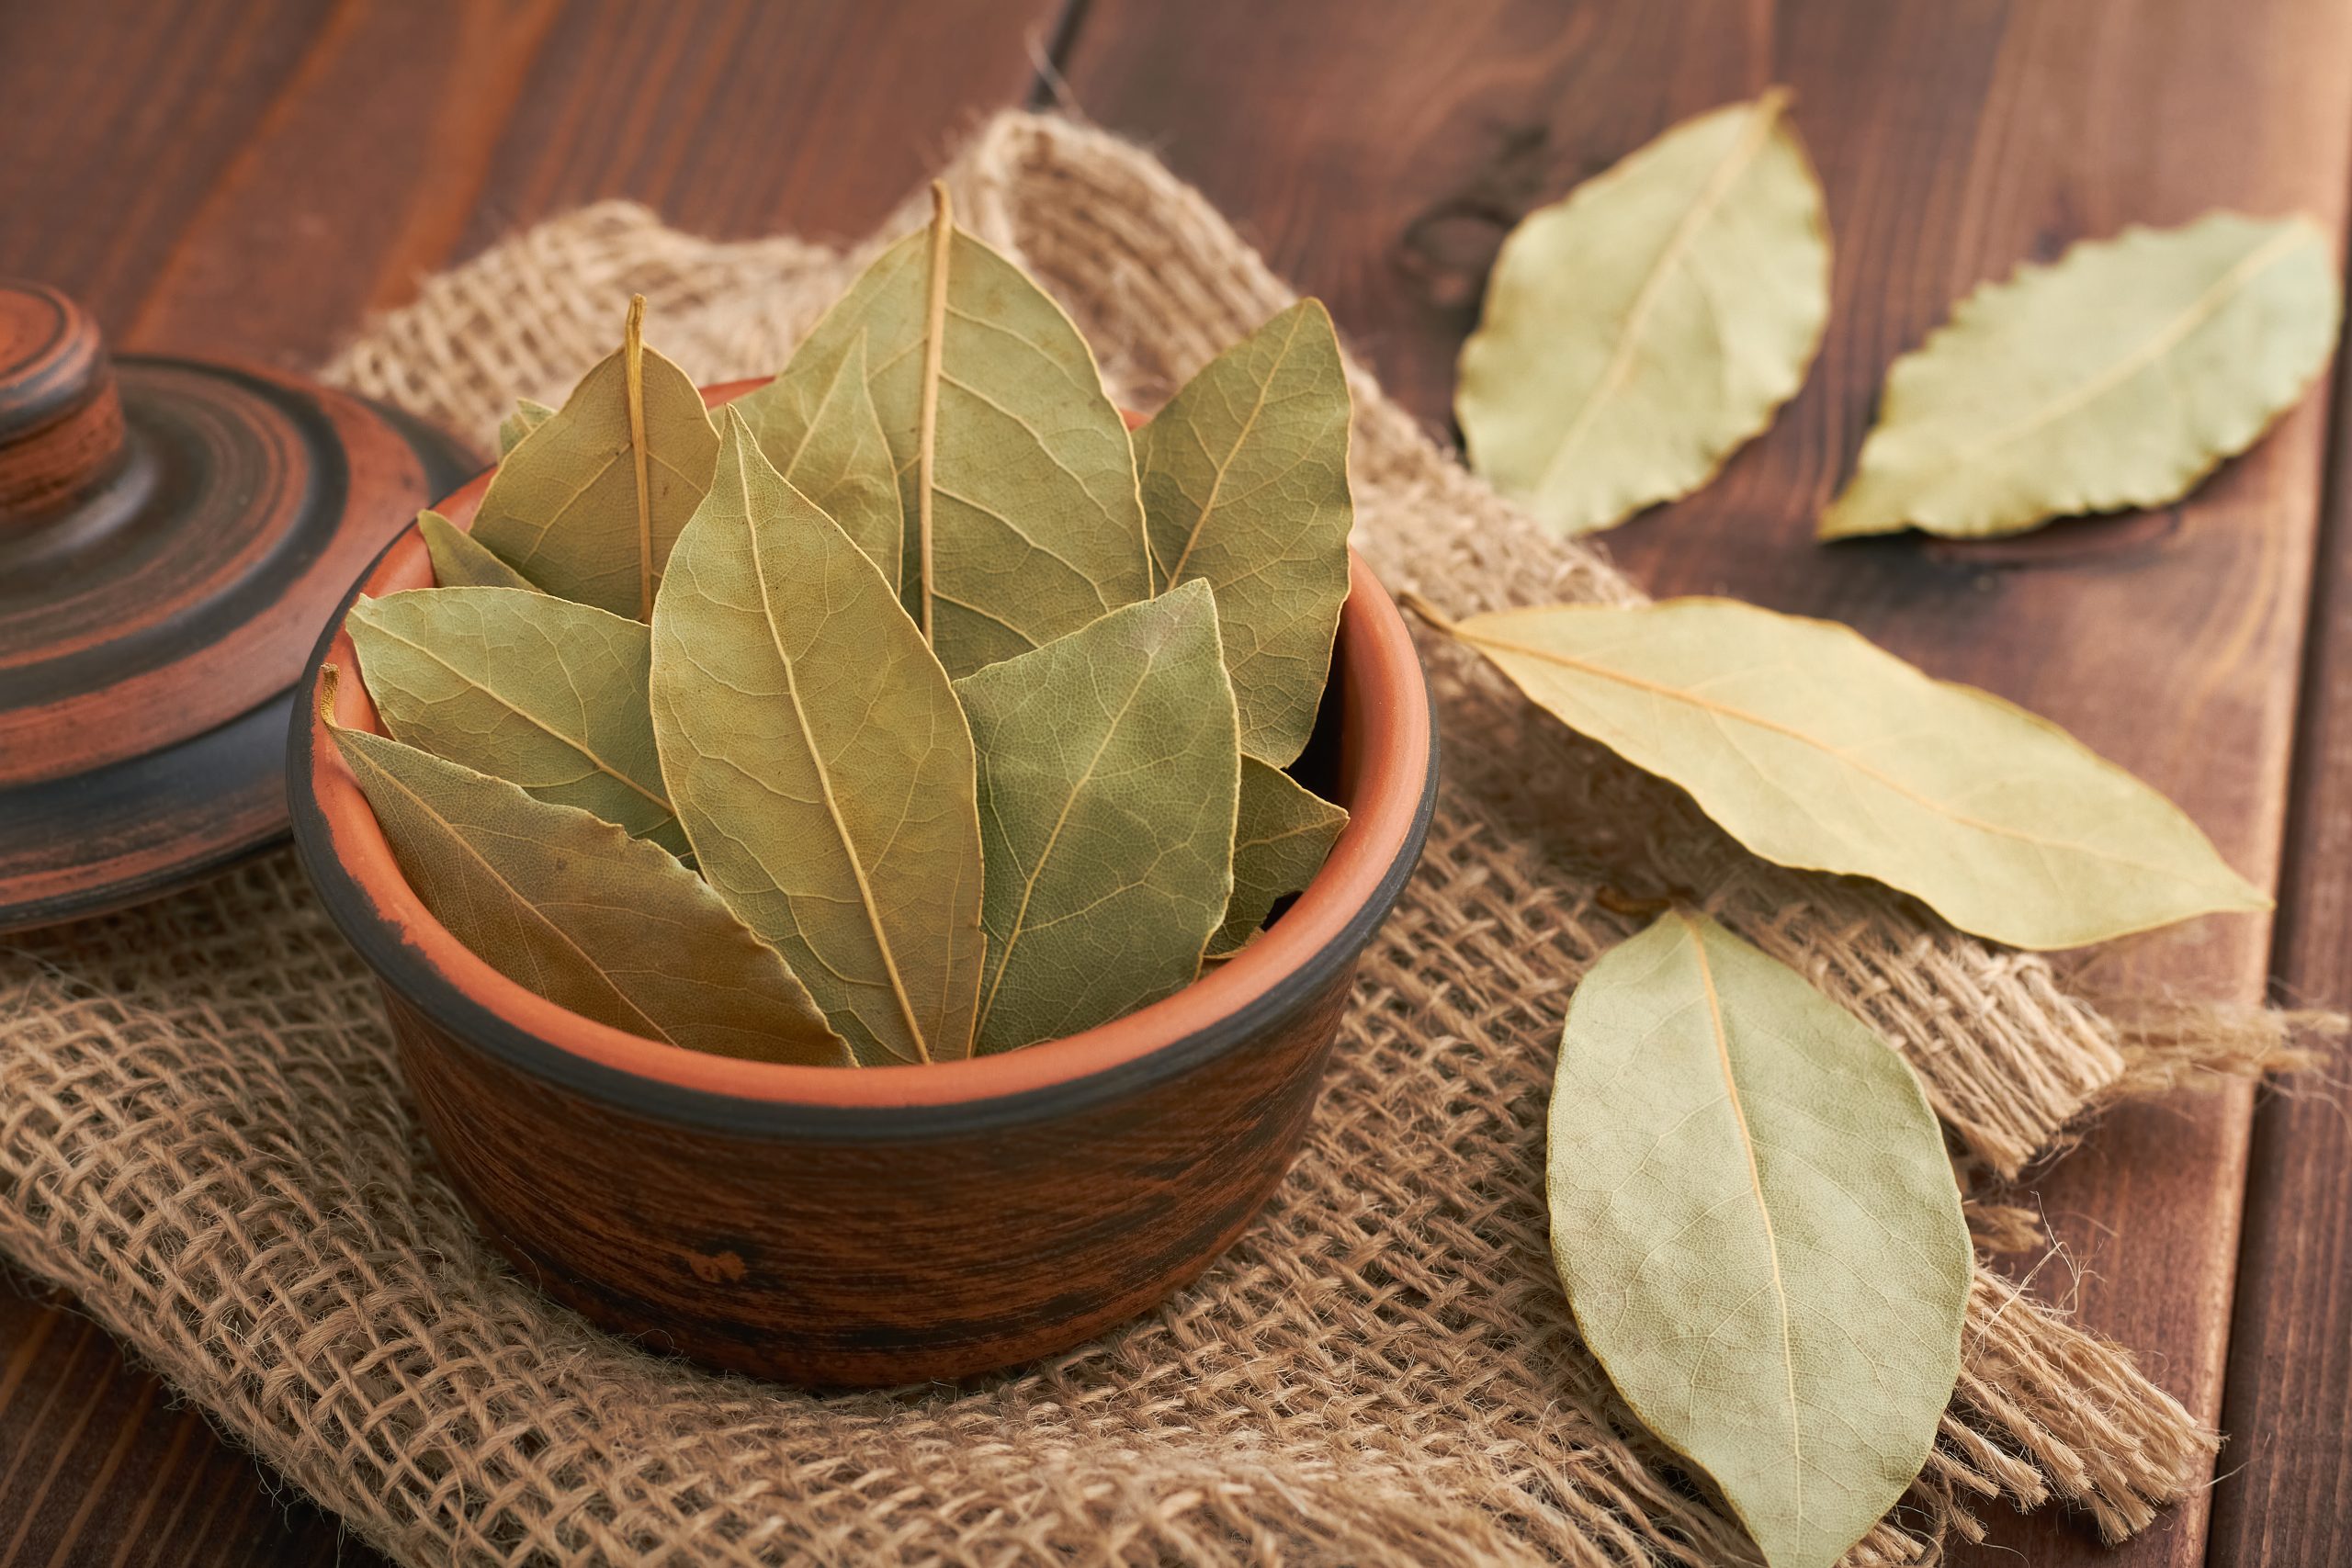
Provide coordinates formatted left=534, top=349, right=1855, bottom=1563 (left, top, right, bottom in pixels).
left=317, top=666, right=847, bottom=1066
left=1419, top=593, right=2267, bottom=949
left=1549, top=908, right=1970, bottom=1568
left=764, top=184, right=1148, bottom=675
left=346, top=586, right=684, bottom=855
left=1455, top=88, right=1829, bottom=536
left=417, top=509, right=537, bottom=592
left=953, top=581, right=1239, bottom=1053
left=471, top=297, right=721, bottom=618
left=1210, top=757, right=1349, bottom=956
left=497, top=397, right=556, bottom=457
left=1822, top=212, right=2341, bottom=540
left=728, top=330, right=904, bottom=588
left=1137, top=299, right=1353, bottom=766
left=650, top=408, right=985, bottom=1066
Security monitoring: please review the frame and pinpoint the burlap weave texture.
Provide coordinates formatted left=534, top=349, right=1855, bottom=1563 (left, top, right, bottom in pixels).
left=0, top=112, right=2302, bottom=1566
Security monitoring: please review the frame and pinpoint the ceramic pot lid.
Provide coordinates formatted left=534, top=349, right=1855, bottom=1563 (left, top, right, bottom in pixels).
left=0, top=277, right=472, bottom=932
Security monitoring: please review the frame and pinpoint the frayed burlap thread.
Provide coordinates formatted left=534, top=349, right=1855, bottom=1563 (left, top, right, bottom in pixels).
left=0, top=112, right=2262, bottom=1565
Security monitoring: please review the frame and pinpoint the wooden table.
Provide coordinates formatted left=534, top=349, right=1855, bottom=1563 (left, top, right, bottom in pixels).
left=3, top=1, right=2346, bottom=1562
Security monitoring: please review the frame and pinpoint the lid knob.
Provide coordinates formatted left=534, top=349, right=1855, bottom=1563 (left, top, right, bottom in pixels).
left=0, top=279, right=128, bottom=527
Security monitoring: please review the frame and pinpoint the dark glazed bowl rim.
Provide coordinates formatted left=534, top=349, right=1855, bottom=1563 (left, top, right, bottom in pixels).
left=288, top=383, right=1438, bottom=1145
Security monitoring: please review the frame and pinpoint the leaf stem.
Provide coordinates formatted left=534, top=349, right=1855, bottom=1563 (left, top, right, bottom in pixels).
left=624, top=294, right=654, bottom=620
left=1396, top=588, right=1461, bottom=636
left=917, top=181, right=954, bottom=646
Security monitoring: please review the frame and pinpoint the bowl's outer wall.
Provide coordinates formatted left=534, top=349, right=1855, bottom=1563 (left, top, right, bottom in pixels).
left=393, top=960, right=1355, bottom=1384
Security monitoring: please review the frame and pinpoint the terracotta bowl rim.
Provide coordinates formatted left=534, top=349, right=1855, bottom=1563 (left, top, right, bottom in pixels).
left=287, top=381, right=1437, bottom=1141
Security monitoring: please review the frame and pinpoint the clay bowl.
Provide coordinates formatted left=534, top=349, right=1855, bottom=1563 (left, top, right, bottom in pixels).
left=288, top=379, right=1437, bottom=1387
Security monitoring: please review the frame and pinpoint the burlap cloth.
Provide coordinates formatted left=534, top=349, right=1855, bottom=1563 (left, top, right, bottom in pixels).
left=0, top=113, right=2324, bottom=1566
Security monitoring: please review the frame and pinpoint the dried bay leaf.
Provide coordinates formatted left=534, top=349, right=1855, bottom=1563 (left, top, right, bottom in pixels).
left=729, top=330, right=903, bottom=587
left=1456, top=89, right=1829, bottom=536
left=346, top=586, right=684, bottom=855
left=472, top=297, right=720, bottom=619
left=497, top=397, right=556, bottom=457
left=1549, top=908, right=1969, bottom=1568
left=1423, top=594, right=2267, bottom=949
left=1138, top=299, right=1354, bottom=766
left=1822, top=213, right=2340, bottom=540
left=953, top=581, right=1240, bottom=1053
left=418, top=509, right=538, bottom=592
left=318, top=667, right=847, bottom=1066
left=769, top=185, right=1148, bottom=676
left=1209, top=759, right=1348, bottom=956
left=650, top=410, right=986, bottom=1065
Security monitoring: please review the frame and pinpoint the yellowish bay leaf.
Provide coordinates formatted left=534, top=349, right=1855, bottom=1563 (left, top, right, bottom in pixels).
left=319, top=667, right=847, bottom=1066
left=953, top=581, right=1240, bottom=1053
left=418, top=509, right=537, bottom=592
left=1427, top=595, right=2267, bottom=949
left=472, top=297, right=721, bottom=618
left=1550, top=909, right=1969, bottom=1568
left=347, top=586, right=684, bottom=855
left=650, top=410, right=986, bottom=1065
left=729, top=330, right=903, bottom=586
left=769, top=186, right=1148, bottom=676
left=1209, top=759, right=1348, bottom=956
left=1822, top=213, right=2340, bottom=540
left=1456, top=89, right=1829, bottom=536
left=1139, top=299, right=1354, bottom=766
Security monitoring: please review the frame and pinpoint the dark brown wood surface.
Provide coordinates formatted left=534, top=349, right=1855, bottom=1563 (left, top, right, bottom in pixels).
left=1, top=0, right=2346, bottom=1563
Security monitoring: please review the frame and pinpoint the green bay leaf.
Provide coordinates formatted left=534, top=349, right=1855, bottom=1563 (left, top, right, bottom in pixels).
left=768, top=186, right=1148, bottom=676
left=1550, top=909, right=1969, bottom=1568
left=1456, top=89, right=1829, bottom=536
left=729, top=330, right=903, bottom=587
left=650, top=409, right=986, bottom=1065
left=1433, top=595, right=2266, bottom=949
left=953, top=581, right=1239, bottom=1053
left=472, top=297, right=720, bottom=619
left=418, top=509, right=539, bottom=592
left=497, top=397, right=556, bottom=457
left=346, top=586, right=684, bottom=855
left=1139, top=299, right=1354, bottom=766
left=1821, top=212, right=2340, bottom=540
left=319, top=667, right=847, bottom=1066
left=1209, top=758, right=1348, bottom=956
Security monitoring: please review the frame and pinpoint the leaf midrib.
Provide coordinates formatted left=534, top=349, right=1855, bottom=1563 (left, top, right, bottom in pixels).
left=1155, top=306, right=1306, bottom=592
left=1680, top=913, right=1804, bottom=1539
left=1532, top=92, right=1790, bottom=498
left=735, top=450, right=934, bottom=1064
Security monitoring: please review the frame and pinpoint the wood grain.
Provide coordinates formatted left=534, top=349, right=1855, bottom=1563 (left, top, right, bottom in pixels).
left=1060, top=2, right=2352, bottom=1563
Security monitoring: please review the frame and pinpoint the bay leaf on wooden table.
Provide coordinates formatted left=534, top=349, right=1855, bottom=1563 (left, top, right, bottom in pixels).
left=952, top=581, right=1240, bottom=1054
left=1549, top=908, right=1969, bottom=1568
left=1415, top=593, right=2267, bottom=949
left=650, top=409, right=986, bottom=1066
left=1456, top=88, right=1829, bottom=537
left=471, top=296, right=721, bottom=619
left=497, top=397, right=556, bottom=457
left=763, top=183, right=1149, bottom=676
left=418, top=509, right=538, bottom=592
left=1138, top=299, right=1354, bottom=767
left=1209, top=758, right=1349, bottom=957
left=346, top=586, right=684, bottom=855
left=1822, top=212, right=2340, bottom=540
left=727, top=329, right=903, bottom=587
left=318, top=666, right=847, bottom=1066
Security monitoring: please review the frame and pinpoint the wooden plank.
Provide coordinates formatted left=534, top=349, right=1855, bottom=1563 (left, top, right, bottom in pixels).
left=2206, top=389, right=2352, bottom=1559
left=1060, top=2, right=2352, bottom=1563
left=0, top=3, right=1063, bottom=1562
